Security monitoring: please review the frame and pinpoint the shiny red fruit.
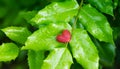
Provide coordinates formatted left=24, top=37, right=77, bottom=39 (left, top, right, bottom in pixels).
left=56, top=30, right=71, bottom=43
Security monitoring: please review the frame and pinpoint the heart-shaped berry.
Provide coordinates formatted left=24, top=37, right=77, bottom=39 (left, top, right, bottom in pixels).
left=56, top=29, right=71, bottom=43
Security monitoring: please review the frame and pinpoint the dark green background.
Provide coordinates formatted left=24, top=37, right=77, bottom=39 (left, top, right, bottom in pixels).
left=0, top=0, right=120, bottom=69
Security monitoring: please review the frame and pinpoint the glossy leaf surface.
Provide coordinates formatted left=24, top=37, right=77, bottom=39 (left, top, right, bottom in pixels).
left=70, top=29, right=99, bottom=69
left=87, top=0, right=113, bottom=16
left=78, top=4, right=113, bottom=43
left=0, top=43, right=19, bottom=61
left=2, top=27, right=31, bottom=44
left=31, top=0, right=79, bottom=27
left=22, top=23, right=72, bottom=51
left=41, top=48, right=73, bottom=69
left=28, top=50, right=44, bottom=69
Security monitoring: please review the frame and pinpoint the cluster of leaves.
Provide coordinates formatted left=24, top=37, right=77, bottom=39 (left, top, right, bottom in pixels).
left=0, top=0, right=120, bottom=69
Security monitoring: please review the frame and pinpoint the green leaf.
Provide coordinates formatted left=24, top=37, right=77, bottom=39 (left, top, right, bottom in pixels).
left=2, top=27, right=31, bottom=44
left=0, top=43, right=19, bottom=61
left=28, top=50, right=44, bottom=69
left=22, top=23, right=72, bottom=51
left=99, top=43, right=115, bottom=67
left=41, top=48, right=73, bottom=69
left=78, top=4, right=113, bottom=43
left=70, top=29, right=99, bottom=69
left=93, top=39, right=115, bottom=67
left=31, top=0, right=79, bottom=27
left=21, top=11, right=37, bottom=23
left=87, top=0, right=113, bottom=16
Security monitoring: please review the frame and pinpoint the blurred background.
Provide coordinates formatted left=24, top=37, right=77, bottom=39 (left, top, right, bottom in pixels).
left=0, top=0, right=120, bottom=69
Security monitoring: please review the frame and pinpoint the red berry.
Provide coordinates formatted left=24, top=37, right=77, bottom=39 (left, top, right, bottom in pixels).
left=56, top=29, right=71, bottom=43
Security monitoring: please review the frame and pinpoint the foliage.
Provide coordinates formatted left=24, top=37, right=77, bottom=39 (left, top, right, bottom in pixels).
left=0, top=0, right=120, bottom=69
left=0, top=43, right=19, bottom=62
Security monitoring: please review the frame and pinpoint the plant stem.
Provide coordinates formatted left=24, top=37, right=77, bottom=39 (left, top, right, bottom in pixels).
left=65, top=42, right=69, bottom=48
left=72, top=0, right=83, bottom=29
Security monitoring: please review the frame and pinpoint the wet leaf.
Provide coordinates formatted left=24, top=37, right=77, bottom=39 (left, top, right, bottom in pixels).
left=0, top=43, right=19, bottom=61
left=41, top=48, right=73, bottom=69
left=70, top=29, right=99, bottom=69
left=78, top=4, right=113, bottom=43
